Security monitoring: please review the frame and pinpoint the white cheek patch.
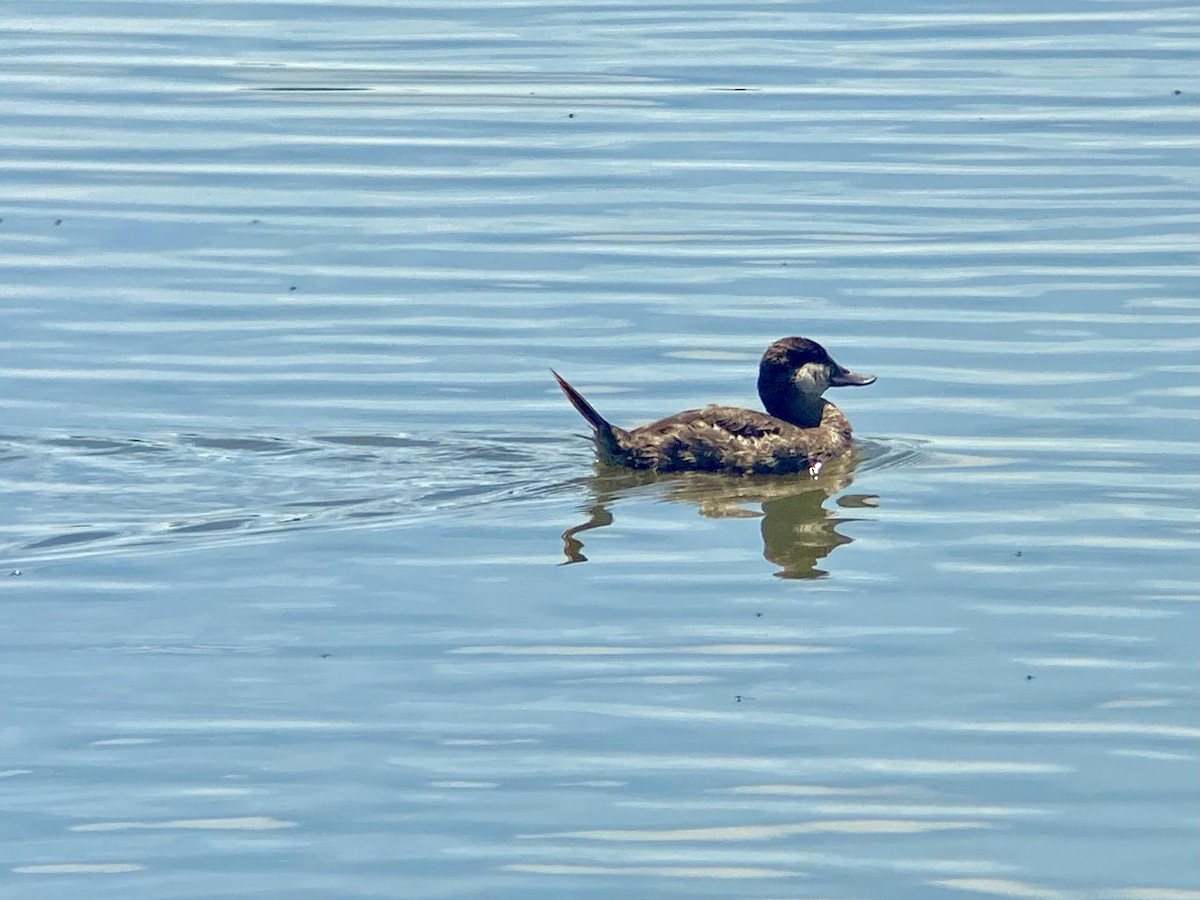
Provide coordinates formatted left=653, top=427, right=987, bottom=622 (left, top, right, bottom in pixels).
left=793, top=363, right=830, bottom=395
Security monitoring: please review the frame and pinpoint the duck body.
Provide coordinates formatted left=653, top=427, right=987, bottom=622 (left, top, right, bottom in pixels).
left=553, top=337, right=875, bottom=476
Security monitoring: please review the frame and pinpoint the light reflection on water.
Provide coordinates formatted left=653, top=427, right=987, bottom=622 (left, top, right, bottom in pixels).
left=1, top=0, right=1198, bottom=897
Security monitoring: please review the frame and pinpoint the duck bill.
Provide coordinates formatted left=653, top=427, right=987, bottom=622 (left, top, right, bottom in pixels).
left=829, top=363, right=876, bottom=387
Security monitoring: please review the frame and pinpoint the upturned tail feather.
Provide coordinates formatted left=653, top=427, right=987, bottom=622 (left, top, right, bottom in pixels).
left=551, top=369, right=623, bottom=457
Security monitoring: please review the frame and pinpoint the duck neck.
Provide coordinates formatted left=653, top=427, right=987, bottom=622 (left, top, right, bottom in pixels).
left=774, top=393, right=827, bottom=428
left=758, top=374, right=825, bottom=429
left=759, top=362, right=829, bottom=427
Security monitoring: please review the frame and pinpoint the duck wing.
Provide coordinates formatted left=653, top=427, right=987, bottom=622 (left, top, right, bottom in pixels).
left=619, top=406, right=818, bottom=473
left=618, top=403, right=855, bottom=474
left=633, top=405, right=792, bottom=439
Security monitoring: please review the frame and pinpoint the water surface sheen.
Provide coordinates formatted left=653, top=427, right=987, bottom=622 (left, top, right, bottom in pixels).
left=2, top=1, right=1198, bottom=898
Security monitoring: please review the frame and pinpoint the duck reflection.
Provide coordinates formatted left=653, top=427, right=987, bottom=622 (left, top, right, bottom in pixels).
left=561, top=451, right=876, bottom=578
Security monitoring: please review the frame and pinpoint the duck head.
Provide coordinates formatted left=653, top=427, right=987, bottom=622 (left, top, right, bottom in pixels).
left=757, top=337, right=876, bottom=427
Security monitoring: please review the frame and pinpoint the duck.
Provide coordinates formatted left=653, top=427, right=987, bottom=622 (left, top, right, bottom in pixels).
left=552, top=337, right=875, bottom=475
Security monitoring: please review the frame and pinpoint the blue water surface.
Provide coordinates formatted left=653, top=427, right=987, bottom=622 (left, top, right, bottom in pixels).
left=2, top=1, right=1198, bottom=897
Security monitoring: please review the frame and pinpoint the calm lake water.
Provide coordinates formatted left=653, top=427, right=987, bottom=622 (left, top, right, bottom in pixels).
left=2, top=1, right=1198, bottom=897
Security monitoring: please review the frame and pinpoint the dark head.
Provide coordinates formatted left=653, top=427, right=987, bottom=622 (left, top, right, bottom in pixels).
left=757, top=337, right=875, bottom=426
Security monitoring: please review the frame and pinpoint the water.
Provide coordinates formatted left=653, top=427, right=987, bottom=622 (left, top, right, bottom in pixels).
left=2, top=1, right=1198, bottom=897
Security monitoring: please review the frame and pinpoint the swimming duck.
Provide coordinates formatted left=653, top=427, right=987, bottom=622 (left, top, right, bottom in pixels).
left=553, top=337, right=875, bottom=475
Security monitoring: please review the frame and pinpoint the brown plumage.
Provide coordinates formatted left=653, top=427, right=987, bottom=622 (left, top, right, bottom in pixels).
left=553, top=337, right=875, bottom=475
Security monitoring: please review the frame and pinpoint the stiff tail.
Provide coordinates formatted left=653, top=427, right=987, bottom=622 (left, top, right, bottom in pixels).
left=552, top=369, right=612, bottom=433
left=551, top=369, right=623, bottom=459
